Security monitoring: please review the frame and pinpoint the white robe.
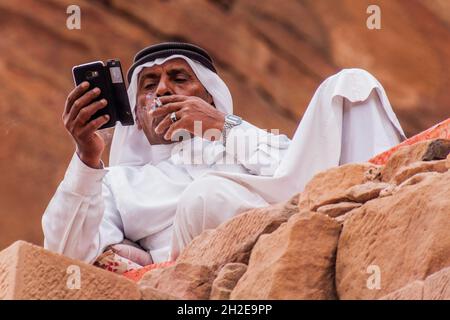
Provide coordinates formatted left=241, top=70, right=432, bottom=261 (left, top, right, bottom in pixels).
left=42, top=67, right=406, bottom=264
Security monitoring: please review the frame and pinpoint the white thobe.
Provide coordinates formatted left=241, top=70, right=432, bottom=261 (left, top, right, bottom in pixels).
left=42, top=69, right=406, bottom=264
left=43, top=120, right=284, bottom=263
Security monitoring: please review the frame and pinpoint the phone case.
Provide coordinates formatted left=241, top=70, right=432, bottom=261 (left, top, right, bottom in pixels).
left=72, top=60, right=134, bottom=130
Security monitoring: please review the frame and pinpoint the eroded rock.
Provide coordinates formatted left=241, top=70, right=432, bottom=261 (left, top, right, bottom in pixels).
left=0, top=241, right=140, bottom=300
left=379, top=266, right=450, bottom=300
left=138, top=263, right=215, bottom=300
left=378, top=281, right=424, bottom=300
left=381, top=139, right=450, bottom=182
left=392, top=160, right=447, bottom=185
left=423, top=267, right=450, bottom=300
left=336, top=171, right=450, bottom=299
left=177, top=195, right=299, bottom=271
left=312, top=182, right=390, bottom=210
left=299, top=163, right=378, bottom=212
left=231, top=213, right=341, bottom=300
left=210, top=263, right=247, bottom=300
left=317, top=202, right=362, bottom=218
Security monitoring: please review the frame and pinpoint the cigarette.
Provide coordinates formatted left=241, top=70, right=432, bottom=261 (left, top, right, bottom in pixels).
left=153, top=97, right=163, bottom=109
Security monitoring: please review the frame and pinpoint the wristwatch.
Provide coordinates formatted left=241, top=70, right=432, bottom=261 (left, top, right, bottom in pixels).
left=222, top=114, right=242, bottom=147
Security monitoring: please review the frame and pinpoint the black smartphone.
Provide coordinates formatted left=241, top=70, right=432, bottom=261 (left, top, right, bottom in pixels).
left=72, top=59, right=134, bottom=130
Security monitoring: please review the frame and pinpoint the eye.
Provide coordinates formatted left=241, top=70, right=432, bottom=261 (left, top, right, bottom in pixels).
left=174, top=78, right=187, bottom=83
left=144, top=83, right=156, bottom=90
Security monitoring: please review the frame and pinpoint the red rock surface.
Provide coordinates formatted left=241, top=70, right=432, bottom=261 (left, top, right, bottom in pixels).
left=231, top=212, right=341, bottom=300
left=0, top=241, right=141, bottom=299
left=1, top=0, right=449, bottom=263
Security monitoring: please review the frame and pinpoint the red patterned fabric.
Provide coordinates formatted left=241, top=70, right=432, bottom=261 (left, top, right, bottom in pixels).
left=122, top=261, right=175, bottom=282
left=94, top=249, right=142, bottom=274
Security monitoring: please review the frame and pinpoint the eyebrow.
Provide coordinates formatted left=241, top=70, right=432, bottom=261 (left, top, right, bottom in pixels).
left=167, top=68, right=192, bottom=77
left=138, top=67, right=192, bottom=87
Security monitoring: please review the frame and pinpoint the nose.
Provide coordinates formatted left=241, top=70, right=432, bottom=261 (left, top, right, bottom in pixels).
left=155, top=76, right=173, bottom=97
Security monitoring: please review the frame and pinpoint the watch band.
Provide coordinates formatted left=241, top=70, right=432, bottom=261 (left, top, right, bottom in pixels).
left=222, top=122, right=232, bottom=147
left=222, top=114, right=242, bottom=147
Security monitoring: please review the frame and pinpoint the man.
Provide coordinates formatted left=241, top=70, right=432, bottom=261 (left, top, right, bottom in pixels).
left=42, top=42, right=406, bottom=265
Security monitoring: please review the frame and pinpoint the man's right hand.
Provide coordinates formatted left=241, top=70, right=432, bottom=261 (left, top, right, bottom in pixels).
left=63, top=81, right=109, bottom=169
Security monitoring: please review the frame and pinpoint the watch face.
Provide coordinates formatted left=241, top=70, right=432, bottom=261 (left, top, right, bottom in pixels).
left=226, top=114, right=242, bottom=126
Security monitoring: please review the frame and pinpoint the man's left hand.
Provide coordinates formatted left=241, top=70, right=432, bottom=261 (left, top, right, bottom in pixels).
left=150, top=95, right=225, bottom=141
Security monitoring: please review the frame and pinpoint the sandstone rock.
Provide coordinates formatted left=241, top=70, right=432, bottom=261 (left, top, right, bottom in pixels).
left=364, top=165, right=383, bottom=181
left=381, top=139, right=450, bottom=182
left=0, top=241, right=140, bottom=300
left=334, top=209, right=359, bottom=225
left=446, top=153, right=450, bottom=169
left=397, top=171, right=441, bottom=190
left=317, top=202, right=362, bottom=218
left=312, top=182, right=390, bottom=210
left=139, top=285, right=181, bottom=300
left=299, top=163, right=378, bottom=212
left=231, top=213, right=341, bottom=300
left=210, top=263, right=247, bottom=300
left=392, top=160, right=447, bottom=185
left=138, top=263, right=215, bottom=300
left=423, top=267, right=450, bottom=300
left=177, top=195, right=299, bottom=271
left=379, top=266, right=450, bottom=300
left=379, top=184, right=397, bottom=198
left=344, top=182, right=391, bottom=203
left=378, top=281, right=424, bottom=300
left=336, top=171, right=450, bottom=299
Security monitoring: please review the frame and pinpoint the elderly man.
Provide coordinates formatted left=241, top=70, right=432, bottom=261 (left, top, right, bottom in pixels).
left=42, top=42, right=406, bottom=265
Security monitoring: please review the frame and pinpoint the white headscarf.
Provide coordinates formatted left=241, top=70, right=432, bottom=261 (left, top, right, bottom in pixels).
left=109, top=55, right=233, bottom=166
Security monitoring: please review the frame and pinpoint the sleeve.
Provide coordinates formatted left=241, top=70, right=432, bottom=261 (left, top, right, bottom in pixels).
left=223, top=120, right=291, bottom=176
left=42, top=152, right=124, bottom=264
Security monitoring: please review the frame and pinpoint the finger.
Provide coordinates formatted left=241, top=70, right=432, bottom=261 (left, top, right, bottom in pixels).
left=79, top=114, right=110, bottom=137
left=73, top=99, right=108, bottom=127
left=164, top=119, right=189, bottom=141
left=150, top=101, right=184, bottom=118
left=155, top=110, right=183, bottom=135
left=157, top=95, right=188, bottom=105
left=68, top=87, right=102, bottom=122
left=64, top=81, right=90, bottom=116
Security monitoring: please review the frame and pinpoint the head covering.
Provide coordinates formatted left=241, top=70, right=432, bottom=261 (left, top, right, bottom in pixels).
left=109, top=43, right=232, bottom=167
left=127, top=42, right=217, bottom=83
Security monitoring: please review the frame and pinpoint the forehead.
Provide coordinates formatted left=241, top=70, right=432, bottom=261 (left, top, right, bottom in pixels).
left=138, top=58, right=195, bottom=78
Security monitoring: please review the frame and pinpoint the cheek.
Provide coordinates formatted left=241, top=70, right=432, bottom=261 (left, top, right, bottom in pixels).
left=136, top=95, right=146, bottom=107
left=182, top=82, right=209, bottom=99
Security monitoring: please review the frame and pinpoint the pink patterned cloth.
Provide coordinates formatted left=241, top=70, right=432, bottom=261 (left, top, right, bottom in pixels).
left=94, top=249, right=142, bottom=274
left=94, top=240, right=153, bottom=274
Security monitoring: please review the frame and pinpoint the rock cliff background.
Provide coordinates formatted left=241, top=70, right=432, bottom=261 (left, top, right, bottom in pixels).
left=0, top=0, right=449, bottom=249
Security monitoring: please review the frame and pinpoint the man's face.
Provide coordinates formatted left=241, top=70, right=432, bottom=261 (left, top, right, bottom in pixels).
left=135, top=58, right=213, bottom=144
